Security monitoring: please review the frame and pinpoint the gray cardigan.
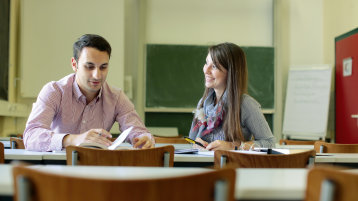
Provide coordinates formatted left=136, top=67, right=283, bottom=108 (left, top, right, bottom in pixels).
left=189, top=90, right=276, bottom=148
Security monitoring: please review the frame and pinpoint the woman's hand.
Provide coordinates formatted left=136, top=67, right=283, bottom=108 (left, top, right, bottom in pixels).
left=205, top=140, right=235, bottom=151
left=193, top=138, right=209, bottom=150
left=239, top=141, right=259, bottom=150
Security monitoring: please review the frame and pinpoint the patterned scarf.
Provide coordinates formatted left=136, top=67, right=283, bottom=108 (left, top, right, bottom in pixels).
left=191, top=90, right=226, bottom=137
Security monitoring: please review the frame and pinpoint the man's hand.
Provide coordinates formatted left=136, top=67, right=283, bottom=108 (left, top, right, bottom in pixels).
left=63, top=128, right=112, bottom=148
left=133, top=134, right=155, bottom=149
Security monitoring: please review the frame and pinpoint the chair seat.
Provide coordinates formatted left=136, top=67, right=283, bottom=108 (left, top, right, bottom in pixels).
left=214, top=149, right=316, bottom=168
left=280, top=139, right=321, bottom=145
left=154, top=136, right=189, bottom=144
left=314, top=141, right=358, bottom=153
left=10, top=137, right=25, bottom=149
left=12, top=165, right=236, bottom=201
left=66, top=145, right=175, bottom=167
left=305, top=166, right=358, bottom=201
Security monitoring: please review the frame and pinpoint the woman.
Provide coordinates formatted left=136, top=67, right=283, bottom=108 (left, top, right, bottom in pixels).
left=189, top=42, right=275, bottom=150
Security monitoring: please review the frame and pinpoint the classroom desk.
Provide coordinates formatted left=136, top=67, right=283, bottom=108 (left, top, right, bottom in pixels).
left=315, top=153, right=358, bottom=163
left=4, top=148, right=214, bottom=167
left=5, top=143, right=358, bottom=167
left=275, top=144, right=314, bottom=150
left=4, top=143, right=209, bottom=166
left=0, top=164, right=308, bottom=201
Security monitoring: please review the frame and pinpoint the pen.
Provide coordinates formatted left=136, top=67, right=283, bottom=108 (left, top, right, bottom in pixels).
left=184, top=137, right=206, bottom=148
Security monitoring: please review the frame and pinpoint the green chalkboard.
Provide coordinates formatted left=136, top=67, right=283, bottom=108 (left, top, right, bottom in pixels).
left=0, top=0, right=10, bottom=100
left=146, top=44, right=274, bottom=109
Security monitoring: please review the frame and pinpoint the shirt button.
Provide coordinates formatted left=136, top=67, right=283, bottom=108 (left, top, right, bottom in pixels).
left=82, top=120, right=86, bottom=124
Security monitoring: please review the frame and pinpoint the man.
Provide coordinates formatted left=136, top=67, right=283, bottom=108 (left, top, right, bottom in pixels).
left=23, top=34, right=154, bottom=151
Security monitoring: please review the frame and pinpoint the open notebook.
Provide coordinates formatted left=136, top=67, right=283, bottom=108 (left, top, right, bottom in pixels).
left=78, top=127, right=133, bottom=150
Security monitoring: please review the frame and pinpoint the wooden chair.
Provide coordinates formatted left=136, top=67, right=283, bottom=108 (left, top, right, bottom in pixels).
left=280, top=139, right=320, bottom=145
left=66, top=145, right=175, bottom=167
left=12, top=165, right=235, bottom=201
left=314, top=141, right=358, bottom=153
left=214, top=149, right=316, bottom=168
left=0, top=142, right=4, bottom=163
left=154, top=136, right=189, bottom=144
left=305, top=166, right=358, bottom=201
left=10, top=137, right=25, bottom=149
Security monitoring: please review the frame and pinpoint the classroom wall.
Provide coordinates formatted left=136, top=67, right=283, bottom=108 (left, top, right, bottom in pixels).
left=289, top=0, right=324, bottom=65
left=276, top=0, right=326, bottom=139
left=2, top=0, right=358, bottom=139
left=323, top=0, right=358, bottom=66
left=145, top=0, right=273, bottom=46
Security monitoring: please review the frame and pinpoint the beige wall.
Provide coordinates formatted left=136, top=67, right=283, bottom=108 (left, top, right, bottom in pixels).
left=145, top=0, right=273, bottom=46
left=323, top=0, right=358, bottom=66
left=275, top=0, right=325, bottom=140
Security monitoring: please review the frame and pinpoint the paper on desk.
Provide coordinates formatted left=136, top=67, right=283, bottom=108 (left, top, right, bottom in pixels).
left=197, top=149, right=291, bottom=156
left=197, top=150, right=266, bottom=156
left=108, top=126, right=133, bottom=150
left=198, top=150, right=267, bottom=156
left=197, top=151, right=214, bottom=156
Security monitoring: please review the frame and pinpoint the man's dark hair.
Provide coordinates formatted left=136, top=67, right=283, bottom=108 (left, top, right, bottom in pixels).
left=73, top=34, right=112, bottom=61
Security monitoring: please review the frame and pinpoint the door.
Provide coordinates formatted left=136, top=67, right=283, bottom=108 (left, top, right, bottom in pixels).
left=335, top=28, right=358, bottom=143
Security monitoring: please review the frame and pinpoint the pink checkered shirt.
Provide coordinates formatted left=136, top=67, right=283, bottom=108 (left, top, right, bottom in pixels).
left=23, top=73, right=153, bottom=151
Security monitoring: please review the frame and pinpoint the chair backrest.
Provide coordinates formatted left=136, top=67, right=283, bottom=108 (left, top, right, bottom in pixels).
left=314, top=141, right=358, bottom=153
left=66, top=145, right=175, bottom=167
left=305, top=166, right=358, bottom=201
left=214, top=150, right=316, bottom=168
left=280, top=139, right=320, bottom=145
left=154, top=136, right=189, bottom=144
left=10, top=137, right=25, bottom=149
left=12, top=165, right=236, bottom=201
left=0, top=142, right=4, bottom=163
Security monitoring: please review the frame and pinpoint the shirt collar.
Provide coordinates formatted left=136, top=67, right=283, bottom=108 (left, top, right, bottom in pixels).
left=73, top=78, right=84, bottom=102
left=96, top=87, right=103, bottom=102
left=72, top=77, right=103, bottom=103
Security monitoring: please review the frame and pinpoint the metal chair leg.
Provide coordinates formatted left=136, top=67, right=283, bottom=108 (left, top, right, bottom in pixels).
left=220, top=155, right=227, bottom=168
left=319, top=179, right=335, bottom=201
left=214, top=179, right=228, bottom=201
left=72, top=150, right=78, bottom=166
left=163, top=152, right=170, bottom=167
left=17, top=175, right=30, bottom=201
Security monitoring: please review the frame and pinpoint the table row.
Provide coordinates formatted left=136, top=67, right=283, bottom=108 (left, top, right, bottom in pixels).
left=5, top=147, right=358, bottom=167
left=0, top=164, right=309, bottom=201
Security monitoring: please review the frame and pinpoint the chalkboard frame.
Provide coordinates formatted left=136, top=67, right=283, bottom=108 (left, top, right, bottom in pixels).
left=0, top=0, right=10, bottom=101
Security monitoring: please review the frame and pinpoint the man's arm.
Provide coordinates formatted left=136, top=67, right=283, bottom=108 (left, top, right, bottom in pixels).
left=23, top=82, right=64, bottom=151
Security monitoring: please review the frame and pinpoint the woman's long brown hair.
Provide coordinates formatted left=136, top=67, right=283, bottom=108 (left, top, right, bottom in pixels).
left=199, top=42, right=248, bottom=142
